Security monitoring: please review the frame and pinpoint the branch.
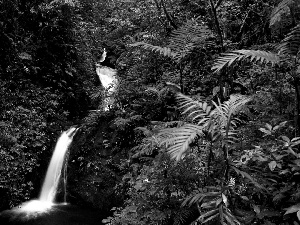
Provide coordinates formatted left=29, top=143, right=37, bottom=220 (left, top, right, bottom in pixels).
left=237, top=10, right=251, bottom=43
left=160, top=0, right=178, bottom=29
left=215, top=0, right=223, bottom=9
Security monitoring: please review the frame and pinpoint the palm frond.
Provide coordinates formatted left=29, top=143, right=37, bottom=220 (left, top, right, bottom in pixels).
left=212, top=50, right=280, bottom=73
left=176, top=93, right=212, bottom=126
left=270, top=0, right=295, bottom=27
left=158, top=124, right=203, bottom=161
left=279, top=24, right=300, bottom=56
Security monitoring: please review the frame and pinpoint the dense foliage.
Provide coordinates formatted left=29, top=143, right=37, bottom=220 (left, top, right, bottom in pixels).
left=3, top=0, right=300, bottom=225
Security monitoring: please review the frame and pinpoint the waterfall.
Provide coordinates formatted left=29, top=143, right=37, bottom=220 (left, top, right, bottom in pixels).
left=16, top=127, right=77, bottom=213
left=39, top=127, right=77, bottom=202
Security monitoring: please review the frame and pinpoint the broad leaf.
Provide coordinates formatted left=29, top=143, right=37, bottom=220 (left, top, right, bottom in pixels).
left=284, top=204, right=300, bottom=215
left=269, top=161, right=277, bottom=171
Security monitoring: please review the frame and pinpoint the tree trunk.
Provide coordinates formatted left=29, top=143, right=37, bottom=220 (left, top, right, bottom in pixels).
left=209, top=0, right=224, bottom=51
left=294, top=78, right=300, bottom=136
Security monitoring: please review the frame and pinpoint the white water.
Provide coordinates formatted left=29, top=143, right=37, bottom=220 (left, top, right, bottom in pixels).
left=15, top=127, right=77, bottom=213
left=39, top=127, right=77, bottom=202
left=95, top=49, right=118, bottom=111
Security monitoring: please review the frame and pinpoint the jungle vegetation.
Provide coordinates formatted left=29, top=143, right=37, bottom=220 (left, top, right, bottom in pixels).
left=1, top=0, right=300, bottom=224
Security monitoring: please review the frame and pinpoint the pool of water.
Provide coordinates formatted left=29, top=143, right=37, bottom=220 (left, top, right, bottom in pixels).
left=0, top=204, right=104, bottom=225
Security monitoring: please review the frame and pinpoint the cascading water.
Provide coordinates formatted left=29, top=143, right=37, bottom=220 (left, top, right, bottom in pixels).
left=95, top=48, right=118, bottom=111
left=13, top=127, right=77, bottom=213
left=39, top=127, right=76, bottom=203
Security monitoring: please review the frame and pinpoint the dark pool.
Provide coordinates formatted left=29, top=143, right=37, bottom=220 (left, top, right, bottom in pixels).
left=0, top=204, right=104, bottom=225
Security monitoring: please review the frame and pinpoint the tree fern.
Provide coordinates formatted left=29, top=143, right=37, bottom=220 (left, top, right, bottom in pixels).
left=279, top=24, right=300, bottom=55
left=270, top=0, right=296, bottom=27
left=212, top=94, right=252, bottom=129
left=212, top=95, right=252, bottom=145
left=130, top=42, right=174, bottom=58
left=130, top=20, right=212, bottom=62
left=158, top=124, right=204, bottom=161
left=158, top=93, right=250, bottom=161
left=168, top=20, right=212, bottom=61
left=176, top=93, right=212, bottom=126
left=212, top=50, right=280, bottom=73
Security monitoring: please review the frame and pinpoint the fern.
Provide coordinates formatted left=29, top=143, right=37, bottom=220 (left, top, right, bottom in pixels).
left=159, top=124, right=204, bottom=161
left=130, top=42, right=174, bottom=58
left=176, top=93, right=212, bottom=126
left=130, top=20, right=213, bottom=62
left=157, top=93, right=251, bottom=161
left=212, top=95, right=251, bottom=145
left=270, top=0, right=295, bottom=26
left=212, top=50, right=280, bottom=73
left=279, top=24, right=300, bottom=55
left=212, top=95, right=251, bottom=128
left=182, top=187, right=220, bottom=207
left=168, top=20, right=212, bottom=61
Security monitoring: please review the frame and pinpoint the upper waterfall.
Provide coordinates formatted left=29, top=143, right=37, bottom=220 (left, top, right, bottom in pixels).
left=95, top=48, right=118, bottom=110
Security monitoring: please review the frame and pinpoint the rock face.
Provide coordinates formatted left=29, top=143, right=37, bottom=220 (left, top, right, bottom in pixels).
left=63, top=115, right=125, bottom=217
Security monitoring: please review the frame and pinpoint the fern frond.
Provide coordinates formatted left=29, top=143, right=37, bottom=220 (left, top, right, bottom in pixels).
left=212, top=50, right=280, bottom=73
left=159, top=124, right=203, bottom=161
left=176, top=93, right=212, bottom=126
left=279, top=24, right=300, bottom=56
left=169, top=20, right=212, bottom=61
left=270, top=0, right=295, bottom=26
left=213, top=95, right=252, bottom=121
left=182, top=188, right=220, bottom=206
left=212, top=95, right=252, bottom=143
left=130, top=20, right=213, bottom=62
left=130, top=42, right=174, bottom=58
